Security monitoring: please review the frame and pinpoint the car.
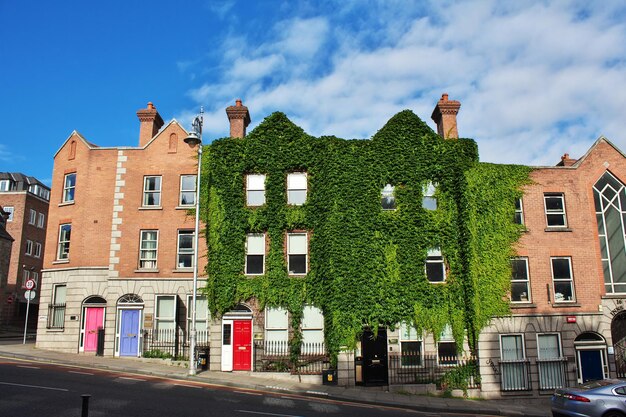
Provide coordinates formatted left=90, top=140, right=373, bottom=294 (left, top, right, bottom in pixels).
left=552, top=379, right=626, bottom=417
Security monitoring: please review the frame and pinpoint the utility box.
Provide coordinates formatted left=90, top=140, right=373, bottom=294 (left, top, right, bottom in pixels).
left=322, top=369, right=337, bottom=385
left=355, top=356, right=363, bottom=385
left=198, top=349, right=209, bottom=371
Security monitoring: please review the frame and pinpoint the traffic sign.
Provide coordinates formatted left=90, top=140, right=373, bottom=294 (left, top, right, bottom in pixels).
left=25, top=279, right=36, bottom=290
left=24, top=290, right=36, bottom=301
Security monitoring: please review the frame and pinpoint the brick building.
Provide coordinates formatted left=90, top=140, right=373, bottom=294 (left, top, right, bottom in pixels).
left=0, top=207, right=15, bottom=324
left=0, top=173, right=49, bottom=327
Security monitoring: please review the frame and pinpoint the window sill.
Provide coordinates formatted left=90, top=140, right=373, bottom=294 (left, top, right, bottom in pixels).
left=172, top=268, right=193, bottom=273
left=135, top=269, right=159, bottom=273
left=175, top=206, right=194, bottom=210
left=552, top=302, right=580, bottom=308
left=52, top=260, right=70, bottom=265
left=288, top=273, right=307, bottom=277
left=511, top=302, right=536, bottom=309
left=138, top=206, right=162, bottom=210
left=544, top=227, right=572, bottom=232
left=58, top=201, right=75, bottom=207
left=46, top=328, right=65, bottom=332
left=603, top=294, right=626, bottom=299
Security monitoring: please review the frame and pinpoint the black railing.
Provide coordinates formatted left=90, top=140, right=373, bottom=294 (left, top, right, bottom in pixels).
left=500, top=359, right=532, bottom=391
left=254, top=340, right=330, bottom=374
left=47, top=303, right=66, bottom=329
left=537, top=358, right=568, bottom=390
left=388, top=352, right=480, bottom=388
left=142, top=328, right=209, bottom=360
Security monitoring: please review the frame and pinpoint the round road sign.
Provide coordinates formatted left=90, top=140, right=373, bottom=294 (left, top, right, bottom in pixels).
left=25, top=279, right=36, bottom=290
left=24, top=290, right=36, bottom=301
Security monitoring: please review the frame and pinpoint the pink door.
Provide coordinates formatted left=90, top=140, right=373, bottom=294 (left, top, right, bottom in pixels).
left=84, top=307, right=104, bottom=351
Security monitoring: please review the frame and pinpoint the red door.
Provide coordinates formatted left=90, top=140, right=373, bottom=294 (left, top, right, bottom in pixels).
left=84, top=307, right=105, bottom=351
left=233, top=320, right=252, bottom=370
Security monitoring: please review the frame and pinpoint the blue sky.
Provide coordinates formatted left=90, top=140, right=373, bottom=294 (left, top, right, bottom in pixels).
left=1, top=1, right=626, bottom=185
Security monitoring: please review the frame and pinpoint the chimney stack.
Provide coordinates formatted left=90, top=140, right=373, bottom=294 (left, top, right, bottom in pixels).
left=137, top=102, right=164, bottom=147
left=431, top=93, right=461, bottom=139
left=226, top=99, right=251, bottom=138
left=557, top=153, right=577, bottom=167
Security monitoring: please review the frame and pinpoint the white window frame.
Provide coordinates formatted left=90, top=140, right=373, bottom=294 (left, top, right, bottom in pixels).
left=425, top=247, right=446, bottom=283
left=514, top=198, right=524, bottom=225
left=48, top=284, right=67, bottom=329
left=381, top=184, right=396, bottom=210
left=0, top=179, right=10, bottom=191
left=422, top=181, right=437, bottom=210
left=143, top=175, right=162, bottom=207
left=57, top=223, right=71, bottom=260
left=246, top=174, right=266, bottom=207
left=29, top=209, right=36, bottom=225
left=63, top=173, right=76, bottom=203
left=187, top=294, right=209, bottom=340
left=511, top=257, right=530, bottom=303
left=3, top=206, right=13, bottom=222
left=25, top=239, right=33, bottom=256
left=287, top=232, right=308, bottom=275
left=287, top=172, right=307, bottom=205
left=176, top=230, right=194, bottom=269
left=551, top=257, right=575, bottom=303
left=37, top=212, right=45, bottom=228
left=154, top=295, right=177, bottom=336
left=138, top=230, right=158, bottom=270
left=34, top=242, right=42, bottom=258
left=265, top=307, right=289, bottom=353
left=179, top=175, right=196, bottom=207
left=22, top=270, right=31, bottom=288
left=301, top=305, right=324, bottom=354
left=399, top=323, right=423, bottom=367
left=537, top=333, right=565, bottom=390
left=437, top=325, right=457, bottom=366
left=245, top=233, right=265, bottom=275
left=544, top=193, right=567, bottom=227
left=499, top=333, right=530, bottom=391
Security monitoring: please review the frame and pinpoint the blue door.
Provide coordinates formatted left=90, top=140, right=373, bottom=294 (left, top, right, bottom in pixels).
left=120, top=310, right=140, bottom=356
left=580, top=350, right=604, bottom=382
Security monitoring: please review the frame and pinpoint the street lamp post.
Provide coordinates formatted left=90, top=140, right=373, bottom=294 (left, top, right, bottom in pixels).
left=184, top=107, right=203, bottom=376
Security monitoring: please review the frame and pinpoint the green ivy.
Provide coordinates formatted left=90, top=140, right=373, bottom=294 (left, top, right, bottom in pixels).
left=201, top=109, right=531, bottom=363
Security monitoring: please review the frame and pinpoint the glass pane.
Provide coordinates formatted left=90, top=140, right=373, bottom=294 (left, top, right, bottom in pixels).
left=289, top=254, right=307, bottom=274
left=247, top=174, right=265, bottom=190
left=247, top=190, right=265, bottom=206
left=178, top=254, right=192, bottom=268
left=302, top=306, right=324, bottom=329
left=401, top=341, right=422, bottom=366
left=401, top=324, right=419, bottom=341
left=501, top=335, right=523, bottom=360
left=547, top=214, right=566, bottom=226
left=554, top=282, right=573, bottom=301
left=65, top=174, right=76, bottom=187
left=511, top=282, right=529, bottom=302
left=288, top=190, right=307, bottom=205
left=426, top=262, right=444, bottom=282
left=266, top=307, right=288, bottom=328
left=511, top=259, right=528, bottom=280
left=422, top=196, right=437, bottom=210
left=188, top=296, right=208, bottom=320
left=181, top=175, right=196, bottom=191
left=179, top=233, right=193, bottom=250
left=288, top=234, right=307, bottom=254
left=223, top=324, right=231, bottom=345
left=287, top=173, right=307, bottom=189
left=54, top=285, right=67, bottom=304
left=145, top=177, right=160, bottom=191
left=538, top=334, right=560, bottom=359
left=438, top=342, right=457, bottom=365
left=302, top=329, right=324, bottom=345
left=180, top=191, right=195, bottom=205
left=545, top=196, right=563, bottom=211
left=552, top=259, right=571, bottom=279
left=157, top=296, right=175, bottom=318
left=266, top=328, right=288, bottom=343
left=246, top=255, right=264, bottom=274
left=247, top=234, right=265, bottom=255
left=597, top=213, right=605, bottom=235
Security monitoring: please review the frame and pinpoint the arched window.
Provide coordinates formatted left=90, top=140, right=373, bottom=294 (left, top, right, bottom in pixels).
left=117, top=294, right=144, bottom=304
left=594, top=172, right=626, bottom=293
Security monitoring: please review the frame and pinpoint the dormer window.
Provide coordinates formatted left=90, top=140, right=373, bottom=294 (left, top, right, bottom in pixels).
left=0, top=179, right=11, bottom=192
left=381, top=184, right=396, bottom=210
left=422, top=182, right=437, bottom=210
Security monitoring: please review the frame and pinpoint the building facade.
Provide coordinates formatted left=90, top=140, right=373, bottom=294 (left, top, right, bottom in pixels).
left=0, top=173, right=50, bottom=327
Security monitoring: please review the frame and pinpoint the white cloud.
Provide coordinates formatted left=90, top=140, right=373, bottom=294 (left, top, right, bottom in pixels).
left=182, top=0, right=626, bottom=165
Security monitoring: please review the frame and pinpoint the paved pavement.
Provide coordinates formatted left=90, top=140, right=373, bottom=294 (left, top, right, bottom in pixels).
left=0, top=330, right=551, bottom=417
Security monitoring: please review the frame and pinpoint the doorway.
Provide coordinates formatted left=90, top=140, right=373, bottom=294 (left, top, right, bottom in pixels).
left=575, top=332, right=607, bottom=383
left=361, top=327, right=388, bottom=386
left=221, top=304, right=253, bottom=371
left=115, top=294, right=144, bottom=357
left=79, top=296, right=106, bottom=353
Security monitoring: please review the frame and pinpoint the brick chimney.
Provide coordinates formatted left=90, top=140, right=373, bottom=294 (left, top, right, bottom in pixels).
left=431, top=93, right=461, bottom=139
left=225, top=99, right=251, bottom=138
left=137, top=102, right=164, bottom=147
left=557, top=153, right=577, bottom=167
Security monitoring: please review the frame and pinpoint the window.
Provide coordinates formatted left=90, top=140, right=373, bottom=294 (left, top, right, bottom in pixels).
left=177, top=230, right=194, bottom=269
left=57, top=223, right=71, bottom=260
left=552, top=257, right=574, bottom=302
left=265, top=307, right=288, bottom=353
left=511, top=258, right=530, bottom=302
left=155, top=295, right=177, bottom=337
left=139, top=230, right=158, bottom=269
left=47, top=284, right=67, bottom=329
left=29, top=209, right=36, bottom=225
left=246, top=174, right=266, bottom=206
left=63, top=173, right=76, bottom=203
left=301, top=306, right=324, bottom=354
left=594, top=172, right=626, bottom=294
left=4, top=206, right=13, bottom=221
left=422, top=181, right=437, bottom=210
left=25, top=239, right=33, bottom=256
left=245, top=233, right=265, bottom=275
left=514, top=198, right=524, bottom=225
left=537, top=334, right=566, bottom=390
left=500, top=334, right=529, bottom=391
left=425, top=247, right=445, bottom=283
left=34, top=242, right=42, bottom=258
left=438, top=325, right=457, bottom=365
left=37, top=212, right=45, bottom=228
left=400, top=323, right=422, bottom=366
left=187, top=295, right=209, bottom=344
left=544, top=194, right=567, bottom=227
left=143, top=176, right=162, bottom=207
left=287, top=232, right=307, bottom=275
left=287, top=172, right=307, bottom=205
left=0, top=179, right=10, bottom=191
left=22, top=270, right=39, bottom=288
left=179, top=175, right=196, bottom=206
left=381, top=184, right=396, bottom=210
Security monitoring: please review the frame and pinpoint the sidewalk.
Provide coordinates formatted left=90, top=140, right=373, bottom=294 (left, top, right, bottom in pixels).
left=0, top=341, right=552, bottom=417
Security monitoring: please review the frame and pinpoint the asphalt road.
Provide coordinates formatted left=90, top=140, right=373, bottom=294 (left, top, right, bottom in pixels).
left=1, top=357, right=485, bottom=417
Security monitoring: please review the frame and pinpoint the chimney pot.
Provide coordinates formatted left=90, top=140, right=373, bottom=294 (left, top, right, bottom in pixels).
left=431, top=93, right=461, bottom=139
left=226, top=99, right=251, bottom=138
left=442, top=93, right=448, bottom=101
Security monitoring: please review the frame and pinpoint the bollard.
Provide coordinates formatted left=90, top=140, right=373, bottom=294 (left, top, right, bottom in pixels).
left=81, top=394, right=91, bottom=417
